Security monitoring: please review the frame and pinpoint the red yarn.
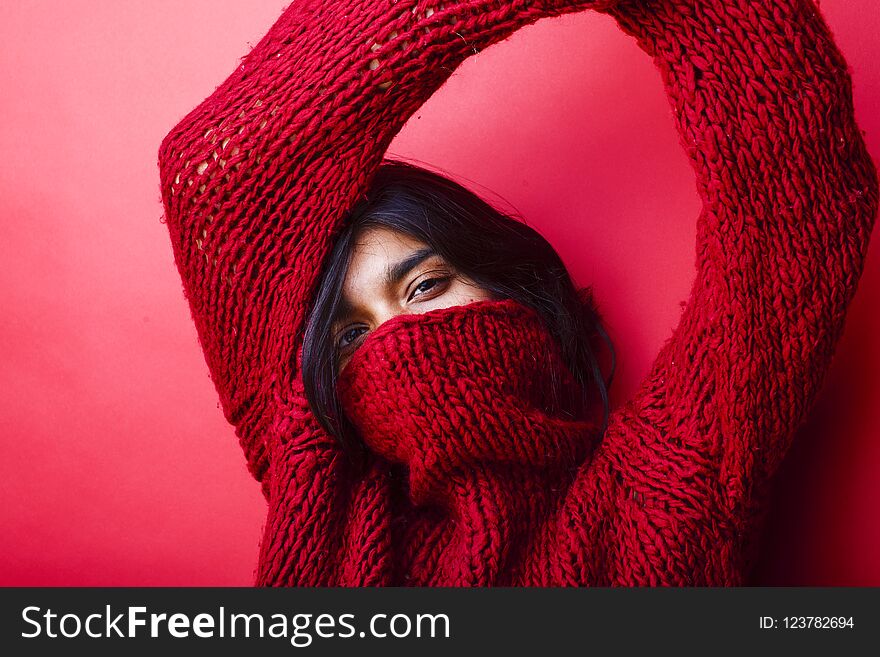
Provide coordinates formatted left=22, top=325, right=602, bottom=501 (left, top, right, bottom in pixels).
left=157, top=0, right=878, bottom=585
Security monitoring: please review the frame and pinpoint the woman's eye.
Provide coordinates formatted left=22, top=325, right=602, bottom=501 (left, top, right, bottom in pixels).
left=409, top=276, right=449, bottom=301
left=338, top=326, right=368, bottom=349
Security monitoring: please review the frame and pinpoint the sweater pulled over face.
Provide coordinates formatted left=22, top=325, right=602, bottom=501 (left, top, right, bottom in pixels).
left=335, top=299, right=604, bottom=583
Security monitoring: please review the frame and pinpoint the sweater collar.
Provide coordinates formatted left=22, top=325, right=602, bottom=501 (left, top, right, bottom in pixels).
left=336, top=298, right=601, bottom=507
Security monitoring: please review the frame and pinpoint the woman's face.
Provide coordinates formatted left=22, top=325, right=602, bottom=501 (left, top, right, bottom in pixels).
left=333, top=225, right=494, bottom=370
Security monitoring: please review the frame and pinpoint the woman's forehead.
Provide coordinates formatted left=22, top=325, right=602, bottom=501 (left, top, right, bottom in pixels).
left=351, top=225, right=426, bottom=259
left=340, top=227, right=436, bottom=305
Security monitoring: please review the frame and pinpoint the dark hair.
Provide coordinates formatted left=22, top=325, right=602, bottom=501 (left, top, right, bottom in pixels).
left=302, top=158, right=615, bottom=455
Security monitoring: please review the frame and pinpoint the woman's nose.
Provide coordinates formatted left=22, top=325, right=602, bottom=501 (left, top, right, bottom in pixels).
left=371, top=301, right=407, bottom=328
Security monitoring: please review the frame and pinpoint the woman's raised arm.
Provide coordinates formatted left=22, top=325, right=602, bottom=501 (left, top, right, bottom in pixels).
left=559, top=0, right=877, bottom=583
left=157, top=1, right=618, bottom=487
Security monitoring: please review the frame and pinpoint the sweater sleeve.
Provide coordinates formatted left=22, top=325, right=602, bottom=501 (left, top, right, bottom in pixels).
left=565, top=0, right=877, bottom=581
left=157, top=0, right=619, bottom=486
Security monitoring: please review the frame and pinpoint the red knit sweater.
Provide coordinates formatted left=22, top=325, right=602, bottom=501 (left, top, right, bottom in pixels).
left=157, top=0, right=878, bottom=585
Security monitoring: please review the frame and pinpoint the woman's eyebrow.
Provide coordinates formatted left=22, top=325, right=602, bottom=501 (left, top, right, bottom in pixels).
left=333, top=247, right=438, bottom=327
left=384, top=247, right=436, bottom=288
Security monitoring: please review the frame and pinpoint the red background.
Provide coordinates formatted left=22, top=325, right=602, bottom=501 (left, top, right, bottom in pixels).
left=1, top=0, right=878, bottom=585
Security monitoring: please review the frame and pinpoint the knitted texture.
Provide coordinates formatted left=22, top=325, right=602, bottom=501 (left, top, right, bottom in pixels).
left=157, top=0, right=878, bottom=585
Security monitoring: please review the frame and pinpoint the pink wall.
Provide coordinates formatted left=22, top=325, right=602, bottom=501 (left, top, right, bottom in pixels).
left=1, top=1, right=878, bottom=586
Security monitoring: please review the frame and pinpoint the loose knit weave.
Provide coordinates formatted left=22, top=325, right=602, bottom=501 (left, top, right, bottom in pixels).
left=158, top=0, right=878, bottom=585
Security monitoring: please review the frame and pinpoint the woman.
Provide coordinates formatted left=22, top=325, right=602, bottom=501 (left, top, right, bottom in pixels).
left=158, top=0, right=877, bottom=585
left=300, top=158, right=615, bottom=453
